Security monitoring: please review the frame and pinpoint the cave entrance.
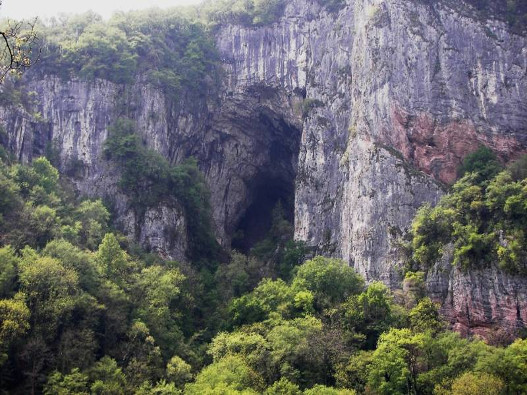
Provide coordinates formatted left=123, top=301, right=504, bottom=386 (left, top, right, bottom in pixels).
left=229, top=113, right=300, bottom=254
left=231, top=175, right=295, bottom=253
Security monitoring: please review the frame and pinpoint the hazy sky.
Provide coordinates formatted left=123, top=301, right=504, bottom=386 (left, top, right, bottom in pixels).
left=1, top=0, right=203, bottom=20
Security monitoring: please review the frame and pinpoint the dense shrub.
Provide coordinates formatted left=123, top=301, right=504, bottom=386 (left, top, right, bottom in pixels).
left=411, top=151, right=527, bottom=273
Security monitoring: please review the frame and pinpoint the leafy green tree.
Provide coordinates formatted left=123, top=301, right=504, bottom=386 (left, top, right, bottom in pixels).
left=132, top=266, right=185, bottom=359
left=75, top=199, right=110, bottom=250
left=44, top=368, right=90, bottom=395
left=89, top=356, right=127, bottom=395
left=477, top=338, right=527, bottom=393
left=135, top=379, right=181, bottom=394
left=166, top=356, right=193, bottom=387
left=411, top=168, right=527, bottom=273
left=342, top=282, right=396, bottom=348
left=19, top=335, right=52, bottom=395
left=411, top=204, right=454, bottom=268
left=25, top=205, right=62, bottom=248
left=0, top=245, right=18, bottom=297
left=334, top=351, right=373, bottom=393
left=265, top=316, right=324, bottom=386
left=446, top=372, right=504, bottom=395
left=368, top=328, right=426, bottom=395
left=292, top=257, right=364, bottom=311
left=457, top=146, right=503, bottom=183
left=215, top=251, right=255, bottom=300
left=402, top=271, right=426, bottom=307
left=185, top=355, right=265, bottom=394
left=97, top=233, right=133, bottom=283
left=416, top=332, right=493, bottom=394
left=121, top=321, right=163, bottom=388
left=0, top=164, right=22, bottom=229
left=508, top=153, right=527, bottom=181
left=229, top=278, right=297, bottom=326
left=56, top=327, right=99, bottom=373
left=0, top=293, right=30, bottom=365
left=18, top=251, right=79, bottom=339
left=42, top=239, right=100, bottom=293
left=408, top=298, right=444, bottom=334
left=96, top=280, right=132, bottom=356
left=303, top=385, right=356, bottom=395
left=264, top=378, right=301, bottom=394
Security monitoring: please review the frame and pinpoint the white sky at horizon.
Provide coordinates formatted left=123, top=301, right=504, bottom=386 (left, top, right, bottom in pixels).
left=1, top=0, right=204, bottom=21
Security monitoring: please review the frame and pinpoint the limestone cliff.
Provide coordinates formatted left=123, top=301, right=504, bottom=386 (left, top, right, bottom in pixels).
left=1, top=0, right=527, bottom=337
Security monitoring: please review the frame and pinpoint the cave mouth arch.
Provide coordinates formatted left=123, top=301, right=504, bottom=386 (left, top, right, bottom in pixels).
left=228, top=103, right=301, bottom=254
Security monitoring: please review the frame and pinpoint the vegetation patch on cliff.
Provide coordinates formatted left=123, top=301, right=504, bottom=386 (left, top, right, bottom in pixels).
left=410, top=147, right=527, bottom=273
left=36, top=10, right=218, bottom=99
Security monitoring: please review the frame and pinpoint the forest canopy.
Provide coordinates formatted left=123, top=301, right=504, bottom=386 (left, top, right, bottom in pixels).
left=0, top=156, right=526, bottom=393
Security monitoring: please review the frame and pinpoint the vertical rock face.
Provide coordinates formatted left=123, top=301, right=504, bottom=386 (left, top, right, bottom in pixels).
left=1, top=0, right=527, bottom=335
left=427, top=246, right=527, bottom=340
left=216, top=0, right=527, bottom=284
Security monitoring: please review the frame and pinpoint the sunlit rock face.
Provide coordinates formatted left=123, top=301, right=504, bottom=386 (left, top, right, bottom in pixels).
left=2, top=0, right=527, bottom=337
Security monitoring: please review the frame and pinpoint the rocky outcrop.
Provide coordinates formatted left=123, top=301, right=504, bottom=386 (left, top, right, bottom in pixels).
left=1, top=0, right=527, bottom=336
left=427, top=245, right=527, bottom=341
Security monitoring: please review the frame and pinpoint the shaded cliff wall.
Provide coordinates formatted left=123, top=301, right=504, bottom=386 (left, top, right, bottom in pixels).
left=1, top=0, right=527, bottom=335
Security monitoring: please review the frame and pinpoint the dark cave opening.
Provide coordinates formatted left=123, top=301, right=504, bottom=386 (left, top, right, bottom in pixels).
left=231, top=176, right=295, bottom=254
left=229, top=113, right=300, bottom=254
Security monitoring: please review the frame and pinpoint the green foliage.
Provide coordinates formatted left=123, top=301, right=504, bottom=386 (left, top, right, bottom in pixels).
left=408, top=297, right=444, bottom=334
left=75, top=199, right=110, bottom=250
left=222, top=258, right=385, bottom=389
left=508, top=153, right=527, bottom=181
left=265, top=378, right=302, bottom=394
left=292, top=256, right=364, bottom=311
left=39, top=10, right=218, bottom=95
left=0, top=246, right=18, bottom=298
left=19, top=252, right=80, bottom=339
left=457, top=146, right=503, bottom=183
left=368, top=328, right=426, bottom=394
left=0, top=159, right=199, bottom=393
left=303, top=385, right=356, bottom=395
left=42, top=240, right=100, bottom=293
left=476, top=338, right=527, bottom=393
left=248, top=202, right=306, bottom=281
left=0, top=157, right=111, bottom=251
left=445, top=372, right=505, bottom=395
left=410, top=168, right=527, bottom=273
left=201, top=0, right=286, bottom=27
left=166, top=356, right=193, bottom=387
left=97, top=233, right=133, bottom=283
left=89, top=356, right=127, bottom=394
left=44, top=368, right=90, bottom=395
left=0, top=294, right=30, bottom=364
left=334, top=351, right=373, bottom=393
left=0, top=157, right=526, bottom=393
left=131, top=266, right=186, bottom=359
left=340, top=281, right=398, bottom=349
left=229, top=278, right=299, bottom=326
left=185, top=354, right=265, bottom=394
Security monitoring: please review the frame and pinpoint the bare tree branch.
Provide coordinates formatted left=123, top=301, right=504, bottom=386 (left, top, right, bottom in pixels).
left=0, top=1, right=40, bottom=83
